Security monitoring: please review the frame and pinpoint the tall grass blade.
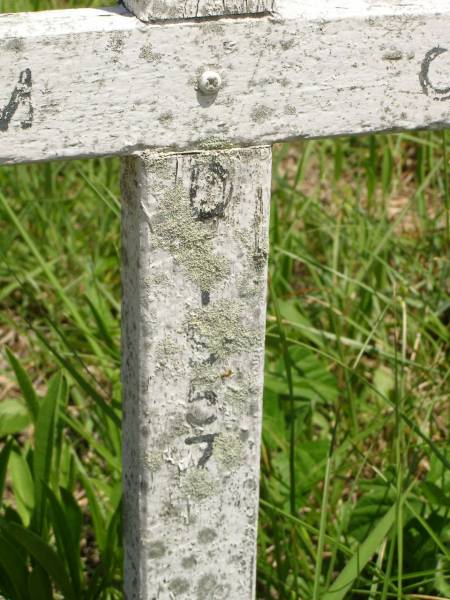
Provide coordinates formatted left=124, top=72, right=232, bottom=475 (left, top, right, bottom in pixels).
left=32, top=373, right=62, bottom=534
left=323, top=503, right=397, bottom=599
left=5, top=347, right=39, bottom=423
left=0, top=532, right=29, bottom=600
left=0, top=440, right=13, bottom=502
left=45, top=484, right=82, bottom=597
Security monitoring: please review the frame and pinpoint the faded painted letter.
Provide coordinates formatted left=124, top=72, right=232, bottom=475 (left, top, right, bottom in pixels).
left=0, top=68, right=33, bottom=132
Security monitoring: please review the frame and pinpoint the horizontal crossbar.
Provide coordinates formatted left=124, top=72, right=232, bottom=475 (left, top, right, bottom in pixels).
left=0, top=0, right=449, bottom=164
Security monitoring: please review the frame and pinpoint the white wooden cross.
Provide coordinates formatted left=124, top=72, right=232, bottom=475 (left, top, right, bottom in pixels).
left=1, top=0, right=449, bottom=597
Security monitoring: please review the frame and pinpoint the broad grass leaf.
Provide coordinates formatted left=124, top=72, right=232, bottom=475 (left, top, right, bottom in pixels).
left=402, top=514, right=448, bottom=574
left=85, top=295, right=119, bottom=360
left=60, top=412, right=120, bottom=472
left=0, top=564, right=19, bottom=600
left=427, top=449, right=450, bottom=491
left=9, top=448, right=35, bottom=525
left=28, top=565, right=52, bottom=600
left=265, top=373, right=338, bottom=404
left=266, top=346, right=339, bottom=404
left=0, top=521, right=77, bottom=600
left=0, top=439, right=13, bottom=501
left=86, top=497, right=123, bottom=600
left=0, top=530, right=29, bottom=599
left=347, top=477, right=395, bottom=542
left=33, top=372, right=62, bottom=534
left=420, top=481, right=450, bottom=508
left=435, top=556, right=450, bottom=597
left=60, top=487, right=83, bottom=554
left=323, top=503, right=397, bottom=600
left=0, top=398, right=31, bottom=437
left=5, top=348, right=39, bottom=423
left=372, top=366, right=395, bottom=398
left=277, top=300, right=324, bottom=348
left=296, top=441, right=330, bottom=496
left=263, top=388, right=287, bottom=448
left=45, top=484, right=82, bottom=597
left=73, top=453, right=107, bottom=551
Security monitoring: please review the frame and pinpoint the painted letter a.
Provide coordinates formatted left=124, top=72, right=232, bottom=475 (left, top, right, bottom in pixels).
left=0, top=68, right=33, bottom=132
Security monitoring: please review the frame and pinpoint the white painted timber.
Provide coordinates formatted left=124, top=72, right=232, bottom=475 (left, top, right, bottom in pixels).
left=0, top=1, right=449, bottom=164
left=123, top=0, right=274, bottom=22
left=121, top=147, right=271, bottom=600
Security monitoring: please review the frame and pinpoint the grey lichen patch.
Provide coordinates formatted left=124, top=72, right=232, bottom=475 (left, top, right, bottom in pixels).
left=147, top=540, right=166, bottom=559
left=139, top=43, right=162, bottom=63
left=158, top=111, right=174, bottom=125
left=146, top=156, right=173, bottom=180
left=106, top=32, right=125, bottom=62
left=280, top=38, right=295, bottom=51
left=213, top=432, right=244, bottom=471
left=5, top=38, right=25, bottom=53
left=191, top=363, right=223, bottom=388
left=145, top=271, right=169, bottom=288
left=144, top=450, right=164, bottom=473
left=225, top=382, right=252, bottom=415
left=155, top=335, right=179, bottom=367
left=284, top=104, right=297, bottom=115
left=148, top=0, right=180, bottom=18
left=169, top=577, right=190, bottom=595
left=234, top=229, right=264, bottom=278
left=251, top=104, right=273, bottom=124
left=382, top=48, right=403, bottom=61
left=198, top=527, right=217, bottom=544
left=150, top=184, right=230, bottom=291
left=182, top=554, right=197, bottom=569
left=253, top=248, right=268, bottom=273
left=187, top=300, right=259, bottom=359
left=203, top=23, right=225, bottom=36
left=160, top=499, right=182, bottom=520
left=181, top=468, right=217, bottom=500
left=169, top=413, right=190, bottom=438
left=196, top=574, right=217, bottom=599
left=198, top=136, right=233, bottom=151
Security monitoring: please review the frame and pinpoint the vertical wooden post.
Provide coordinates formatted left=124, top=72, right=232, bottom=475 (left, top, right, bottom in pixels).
left=121, top=147, right=271, bottom=599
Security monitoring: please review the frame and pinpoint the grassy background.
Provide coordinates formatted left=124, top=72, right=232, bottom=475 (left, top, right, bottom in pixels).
left=0, top=1, right=449, bottom=598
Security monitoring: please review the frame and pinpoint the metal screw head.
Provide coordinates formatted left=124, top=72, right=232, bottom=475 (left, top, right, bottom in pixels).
left=198, top=71, right=222, bottom=96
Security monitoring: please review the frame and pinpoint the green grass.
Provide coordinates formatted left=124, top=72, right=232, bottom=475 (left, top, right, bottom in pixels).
left=0, top=2, right=449, bottom=599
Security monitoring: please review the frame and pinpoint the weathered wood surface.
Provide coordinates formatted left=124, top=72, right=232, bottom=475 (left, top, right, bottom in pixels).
left=121, top=147, right=271, bottom=600
left=0, top=0, right=449, bottom=164
left=123, top=0, right=274, bottom=22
